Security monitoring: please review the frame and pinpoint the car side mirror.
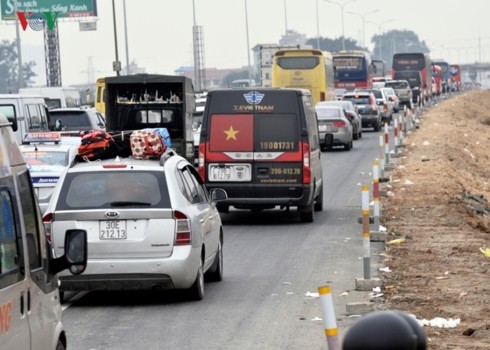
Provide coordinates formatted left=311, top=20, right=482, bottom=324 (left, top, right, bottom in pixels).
left=51, top=229, right=87, bottom=275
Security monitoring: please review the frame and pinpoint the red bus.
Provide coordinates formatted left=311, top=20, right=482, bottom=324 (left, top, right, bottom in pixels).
left=432, top=65, right=442, bottom=96
left=392, top=52, right=432, bottom=101
left=333, top=50, right=373, bottom=90
left=450, top=64, right=462, bottom=91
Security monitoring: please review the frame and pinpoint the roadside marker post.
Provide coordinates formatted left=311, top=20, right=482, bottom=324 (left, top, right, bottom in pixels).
left=362, top=185, right=371, bottom=280
left=354, top=185, right=381, bottom=293
left=393, top=118, right=399, bottom=153
left=378, top=134, right=388, bottom=182
left=318, top=286, right=341, bottom=350
left=384, top=122, right=391, bottom=166
left=370, top=161, right=386, bottom=242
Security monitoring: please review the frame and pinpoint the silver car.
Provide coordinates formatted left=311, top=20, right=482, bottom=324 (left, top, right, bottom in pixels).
left=316, top=100, right=362, bottom=140
left=43, top=150, right=227, bottom=301
left=315, top=105, right=353, bottom=151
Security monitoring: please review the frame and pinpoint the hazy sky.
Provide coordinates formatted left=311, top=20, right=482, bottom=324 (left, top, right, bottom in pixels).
left=1, top=0, right=489, bottom=86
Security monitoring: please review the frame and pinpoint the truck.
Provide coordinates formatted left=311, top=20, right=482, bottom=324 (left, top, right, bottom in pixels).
left=103, top=74, right=195, bottom=163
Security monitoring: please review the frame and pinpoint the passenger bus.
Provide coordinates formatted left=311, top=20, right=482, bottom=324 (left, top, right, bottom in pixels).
left=450, top=64, right=462, bottom=91
left=392, top=52, right=432, bottom=101
left=332, top=50, right=373, bottom=91
left=431, top=59, right=451, bottom=93
left=432, top=64, right=442, bottom=96
left=271, top=49, right=336, bottom=105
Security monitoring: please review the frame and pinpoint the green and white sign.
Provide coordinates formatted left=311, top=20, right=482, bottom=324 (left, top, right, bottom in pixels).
left=1, top=0, right=97, bottom=21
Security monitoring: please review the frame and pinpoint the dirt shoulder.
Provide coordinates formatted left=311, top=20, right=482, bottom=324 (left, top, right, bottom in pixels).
left=378, top=90, right=490, bottom=349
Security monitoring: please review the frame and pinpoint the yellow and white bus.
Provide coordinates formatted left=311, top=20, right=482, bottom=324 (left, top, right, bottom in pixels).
left=271, top=49, right=335, bottom=105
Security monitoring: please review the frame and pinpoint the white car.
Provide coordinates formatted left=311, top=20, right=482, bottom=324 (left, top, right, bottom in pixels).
left=20, top=132, right=79, bottom=214
left=381, top=87, right=400, bottom=113
left=43, top=150, right=227, bottom=301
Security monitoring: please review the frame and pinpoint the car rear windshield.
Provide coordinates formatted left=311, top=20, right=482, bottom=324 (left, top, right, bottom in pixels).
left=385, top=81, right=409, bottom=89
left=316, top=108, right=341, bottom=119
left=22, top=150, right=69, bottom=171
left=343, top=95, right=371, bottom=104
left=56, top=170, right=171, bottom=210
left=49, top=111, right=92, bottom=131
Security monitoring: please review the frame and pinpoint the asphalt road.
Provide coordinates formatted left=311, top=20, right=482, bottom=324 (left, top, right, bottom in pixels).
left=61, top=124, right=392, bottom=350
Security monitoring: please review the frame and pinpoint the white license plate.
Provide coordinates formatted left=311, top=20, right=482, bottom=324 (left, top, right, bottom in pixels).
left=99, top=220, right=127, bottom=240
left=319, top=125, right=327, bottom=132
left=209, top=164, right=251, bottom=182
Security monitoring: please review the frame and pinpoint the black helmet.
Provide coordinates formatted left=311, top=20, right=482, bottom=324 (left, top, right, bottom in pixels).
left=342, top=310, right=427, bottom=350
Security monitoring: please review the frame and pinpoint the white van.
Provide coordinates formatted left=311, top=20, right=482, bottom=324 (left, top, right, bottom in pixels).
left=0, top=113, right=88, bottom=350
left=0, top=94, right=51, bottom=144
left=19, top=87, right=82, bottom=109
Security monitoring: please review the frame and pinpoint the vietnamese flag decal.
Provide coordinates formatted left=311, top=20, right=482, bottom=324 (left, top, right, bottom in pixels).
left=210, top=114, right=253, bottom=152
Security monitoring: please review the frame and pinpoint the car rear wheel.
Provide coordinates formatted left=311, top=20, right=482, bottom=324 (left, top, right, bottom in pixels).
left=314, top=184, right=323, bottom=212
left=299, top=200, right=314, bottom=223
left=344, top=140, right=352, bottom=151
left=188, top=258, right=204, bottom=300
left=206, top=237, right=223, bottom=282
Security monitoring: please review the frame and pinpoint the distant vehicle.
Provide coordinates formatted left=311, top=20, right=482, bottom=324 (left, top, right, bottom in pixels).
left=315, top=105, right=354, bottom=151
left=230, top=79, right=257, bottom=88
left=103, top=74, right=196, bottom=163
left=198, top=88, right=324, bottom=222
left=371, top=59, right=387, bottom=78
left=393, top=70, right=424, bottom=104
left=355, top=88, right=393, bottom=124
left=49, top=107, right=106, bottom=132
left=94, top=77, right=106, bottom=114
left=381, top=87, right=400, bottom=113
left=431, top=59, right=451, bottom=93
left=333, top=50, right=374, bottom=91
left=384, top=80, right=413, bottom=108
left=392, top=52, right=432, bottom=101
left=0, top=94, right=50, bottom=144
left=335, top=88, right=347, bottom=100
left=43, top=151, right=227, bottom=301
left=432, top=65, right=443, bottom=96
left=19, top=86, right=82, bottom=109
left=316, top=100, right=362, bottom=140
left=271, top=48, right=336, bottom=105
left=0, top=113, right=87, bottom=350
left=342, top=91, right=382, bottom=131
left=20, top=132, right=79, bottom=214
left=450, top=64, right=462, bottom=91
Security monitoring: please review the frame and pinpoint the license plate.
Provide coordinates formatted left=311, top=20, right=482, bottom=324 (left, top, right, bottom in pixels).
left=319, top=124, right=327, bottom=132
left=209, top=164, right=251, bottom=182
left=99, top=220, right=127, bottom=240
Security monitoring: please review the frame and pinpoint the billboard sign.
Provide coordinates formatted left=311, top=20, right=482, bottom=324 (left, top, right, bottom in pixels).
left=1, top=0, right=97, bottom=21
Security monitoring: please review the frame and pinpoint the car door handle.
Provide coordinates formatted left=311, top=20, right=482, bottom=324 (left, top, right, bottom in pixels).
left=200, top=219, right=204, bottom=223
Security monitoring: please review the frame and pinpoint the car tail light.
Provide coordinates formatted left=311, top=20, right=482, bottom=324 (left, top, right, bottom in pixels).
left=302, top=143, right=311, bottom=184
left=43, top=212, right=54, bottom=244
left=198, top=143, right=206, bottom=181
left=333, top=121, right=346, bottom=128
left=173, top=210, right=191, bottom=245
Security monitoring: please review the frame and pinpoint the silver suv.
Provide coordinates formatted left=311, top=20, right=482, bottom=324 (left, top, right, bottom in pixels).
left=43, top=150, right=227, bottom=300
left=49, top=107, right=105, bottom=133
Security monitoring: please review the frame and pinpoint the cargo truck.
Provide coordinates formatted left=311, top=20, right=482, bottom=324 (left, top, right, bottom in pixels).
left=103, top=74, right=196, bottom=163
